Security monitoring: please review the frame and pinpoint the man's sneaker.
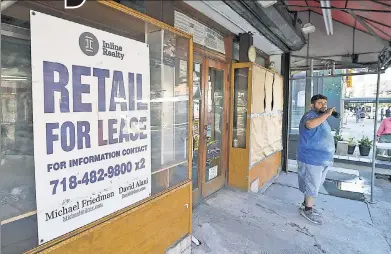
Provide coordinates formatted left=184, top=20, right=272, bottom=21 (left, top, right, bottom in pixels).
left=300, top=209, right=323, bottom=225
left=299, top=203, right=322, bottom=216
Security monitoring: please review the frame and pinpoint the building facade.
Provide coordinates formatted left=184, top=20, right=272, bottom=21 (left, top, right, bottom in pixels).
left=0, top=1, right=290, bottom=253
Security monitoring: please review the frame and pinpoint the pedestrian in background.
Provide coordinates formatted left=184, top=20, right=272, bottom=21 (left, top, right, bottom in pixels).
left=376, top=117, right=391, bottom=162
left=386, top=106, right=391, bottom=118
left=359, top=107, right=366, bottom=126
left=355, top=107, right=361, bottom=123
left=377, top=117, right=391, bottom=142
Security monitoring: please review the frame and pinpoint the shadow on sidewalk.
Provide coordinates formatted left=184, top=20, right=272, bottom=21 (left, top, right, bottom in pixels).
left=191, top=172, right=391, bottom=254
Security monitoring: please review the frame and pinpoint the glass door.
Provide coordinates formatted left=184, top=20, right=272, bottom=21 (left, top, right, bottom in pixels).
left=192, top=59, right=203, bottom=204
left=192, top=57, right=228, bottom=205
left=202, top=65, right=226, bottom=195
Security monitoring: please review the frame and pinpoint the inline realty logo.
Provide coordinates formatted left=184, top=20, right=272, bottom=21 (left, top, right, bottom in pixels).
left=79, top=32, right=125, bottom=60
left=79, top=32, right=99, bottom=56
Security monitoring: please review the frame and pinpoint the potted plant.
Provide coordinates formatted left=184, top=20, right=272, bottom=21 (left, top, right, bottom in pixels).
left=358, top=136, right=372, bottom=156
left=334, top=134, right=343, bottom=150
left=347, top=137, right=357, bottom=155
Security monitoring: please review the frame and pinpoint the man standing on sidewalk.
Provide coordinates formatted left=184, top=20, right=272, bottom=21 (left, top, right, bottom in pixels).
left=297, top=94, right=335, bottom=225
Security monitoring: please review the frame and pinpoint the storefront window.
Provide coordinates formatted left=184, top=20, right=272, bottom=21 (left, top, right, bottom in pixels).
left=232, top=68, right=249, bottom=148
left=290, top=72, right=306, bottom=134
left=0, top=1, right=190, bottom=253
left=148, top=27, right=189, bottom=194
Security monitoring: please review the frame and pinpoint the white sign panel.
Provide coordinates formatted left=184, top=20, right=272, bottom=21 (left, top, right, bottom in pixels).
left=208, top=166, right=218, bottom=181
left=30, top=11, right=151, bottom=244
left=174, top=11, right=225, bottom=54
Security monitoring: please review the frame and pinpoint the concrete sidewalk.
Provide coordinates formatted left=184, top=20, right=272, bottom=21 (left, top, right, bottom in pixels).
left=191, top=172, right=391, bottom=254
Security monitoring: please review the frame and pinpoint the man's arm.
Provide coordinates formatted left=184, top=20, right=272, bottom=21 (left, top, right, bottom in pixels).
left=305, top=108, right=335, bottom=129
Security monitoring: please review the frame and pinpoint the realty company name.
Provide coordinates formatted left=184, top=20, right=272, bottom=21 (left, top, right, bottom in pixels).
left=79, top=32, right=125, bottom=60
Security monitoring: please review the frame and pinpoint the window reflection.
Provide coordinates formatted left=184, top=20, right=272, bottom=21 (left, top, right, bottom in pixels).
left=205, top=68, right=223, bottom=182
left=0, top=34, right=35, bottom=220
left=192, top=63, right=201, bottom=190
left=290, top=72, right=306, bottom=134
left=1, top=3, right=190, bottom=253
left=232, top=68, right=248, bottom=148
left=1, top=26, right=37, bottom=254
left=148, top=29, right=189, bottom=194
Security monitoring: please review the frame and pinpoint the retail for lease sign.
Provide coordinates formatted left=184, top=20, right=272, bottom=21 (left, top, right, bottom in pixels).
left=30, top=11, right=151, bottom=244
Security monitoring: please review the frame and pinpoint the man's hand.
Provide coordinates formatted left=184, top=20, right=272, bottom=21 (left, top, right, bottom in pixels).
left=305, top=108, right=335, bottom=129
left=326, top=107, right=336, bottom=117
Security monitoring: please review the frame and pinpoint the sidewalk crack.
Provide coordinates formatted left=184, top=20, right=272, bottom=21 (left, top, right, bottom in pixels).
left=366, top=203, right=391, bottom=251
left=288, top=222, right=327, bottom=253
left=255, top=203, right=287, bottom=219
left=366, top=202, right=374, bottom=224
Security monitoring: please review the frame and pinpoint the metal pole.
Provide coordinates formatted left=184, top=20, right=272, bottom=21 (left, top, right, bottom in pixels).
left=0, top=3, right=2, bottom=254
left=281, top=53, right=291, bottom=173
left=370, top=62, right=381, bottom=203
left=331, top=62, right=335, bottom=76
left=290, top=71, right=385, bottom=80
left=291, top=54, right=371, bottom=69
left=348, top=10, right=388, bottom=47
left=310, top=59, right=314, bottom=95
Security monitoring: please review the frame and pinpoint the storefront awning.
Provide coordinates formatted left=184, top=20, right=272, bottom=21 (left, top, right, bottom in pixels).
left=286, top=0, right=391, bottom=41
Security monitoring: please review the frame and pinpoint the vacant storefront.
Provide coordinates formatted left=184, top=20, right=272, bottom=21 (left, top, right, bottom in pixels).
left=171, top=8, right=233, bottom=205
left=0, top=1, right=193, bottom=253
left=111, top=0, right=236, bottom=207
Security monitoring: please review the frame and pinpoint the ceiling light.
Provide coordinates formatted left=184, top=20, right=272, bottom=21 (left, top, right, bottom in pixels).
left=257, top=0, right=277, bottom=8
left=302, top=23, right=316, bottom=34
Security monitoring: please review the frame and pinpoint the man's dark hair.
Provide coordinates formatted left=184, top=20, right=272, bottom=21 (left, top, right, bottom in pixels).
left=311, top=94, right=328, bottom=104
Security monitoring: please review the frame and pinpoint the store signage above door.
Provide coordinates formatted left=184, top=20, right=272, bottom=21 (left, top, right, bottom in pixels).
left=174, top=11, right=226, bottom=54
left=30, top=11, right=151, bottom=244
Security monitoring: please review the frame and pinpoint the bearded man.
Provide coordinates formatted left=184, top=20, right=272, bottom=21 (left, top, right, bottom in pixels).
left=297, top=94, right=335, bottom=225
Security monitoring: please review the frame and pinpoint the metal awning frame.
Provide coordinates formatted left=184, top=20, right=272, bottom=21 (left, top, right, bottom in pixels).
left=290, top=53, right=389, bottom=205
left=290, top=54, right=376, bottom=72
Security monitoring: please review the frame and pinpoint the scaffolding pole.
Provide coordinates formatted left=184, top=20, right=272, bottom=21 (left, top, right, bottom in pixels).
left=289, top=71, right=384, bottom=80
left=370, top=61, right=381, bottom=204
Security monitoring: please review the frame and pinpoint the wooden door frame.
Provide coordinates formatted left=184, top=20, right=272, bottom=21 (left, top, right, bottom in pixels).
left=192, top=53, right=229, bottom=204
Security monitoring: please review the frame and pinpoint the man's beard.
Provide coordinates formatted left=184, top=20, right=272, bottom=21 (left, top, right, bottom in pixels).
left=315, top=108, right=326, bottom=114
